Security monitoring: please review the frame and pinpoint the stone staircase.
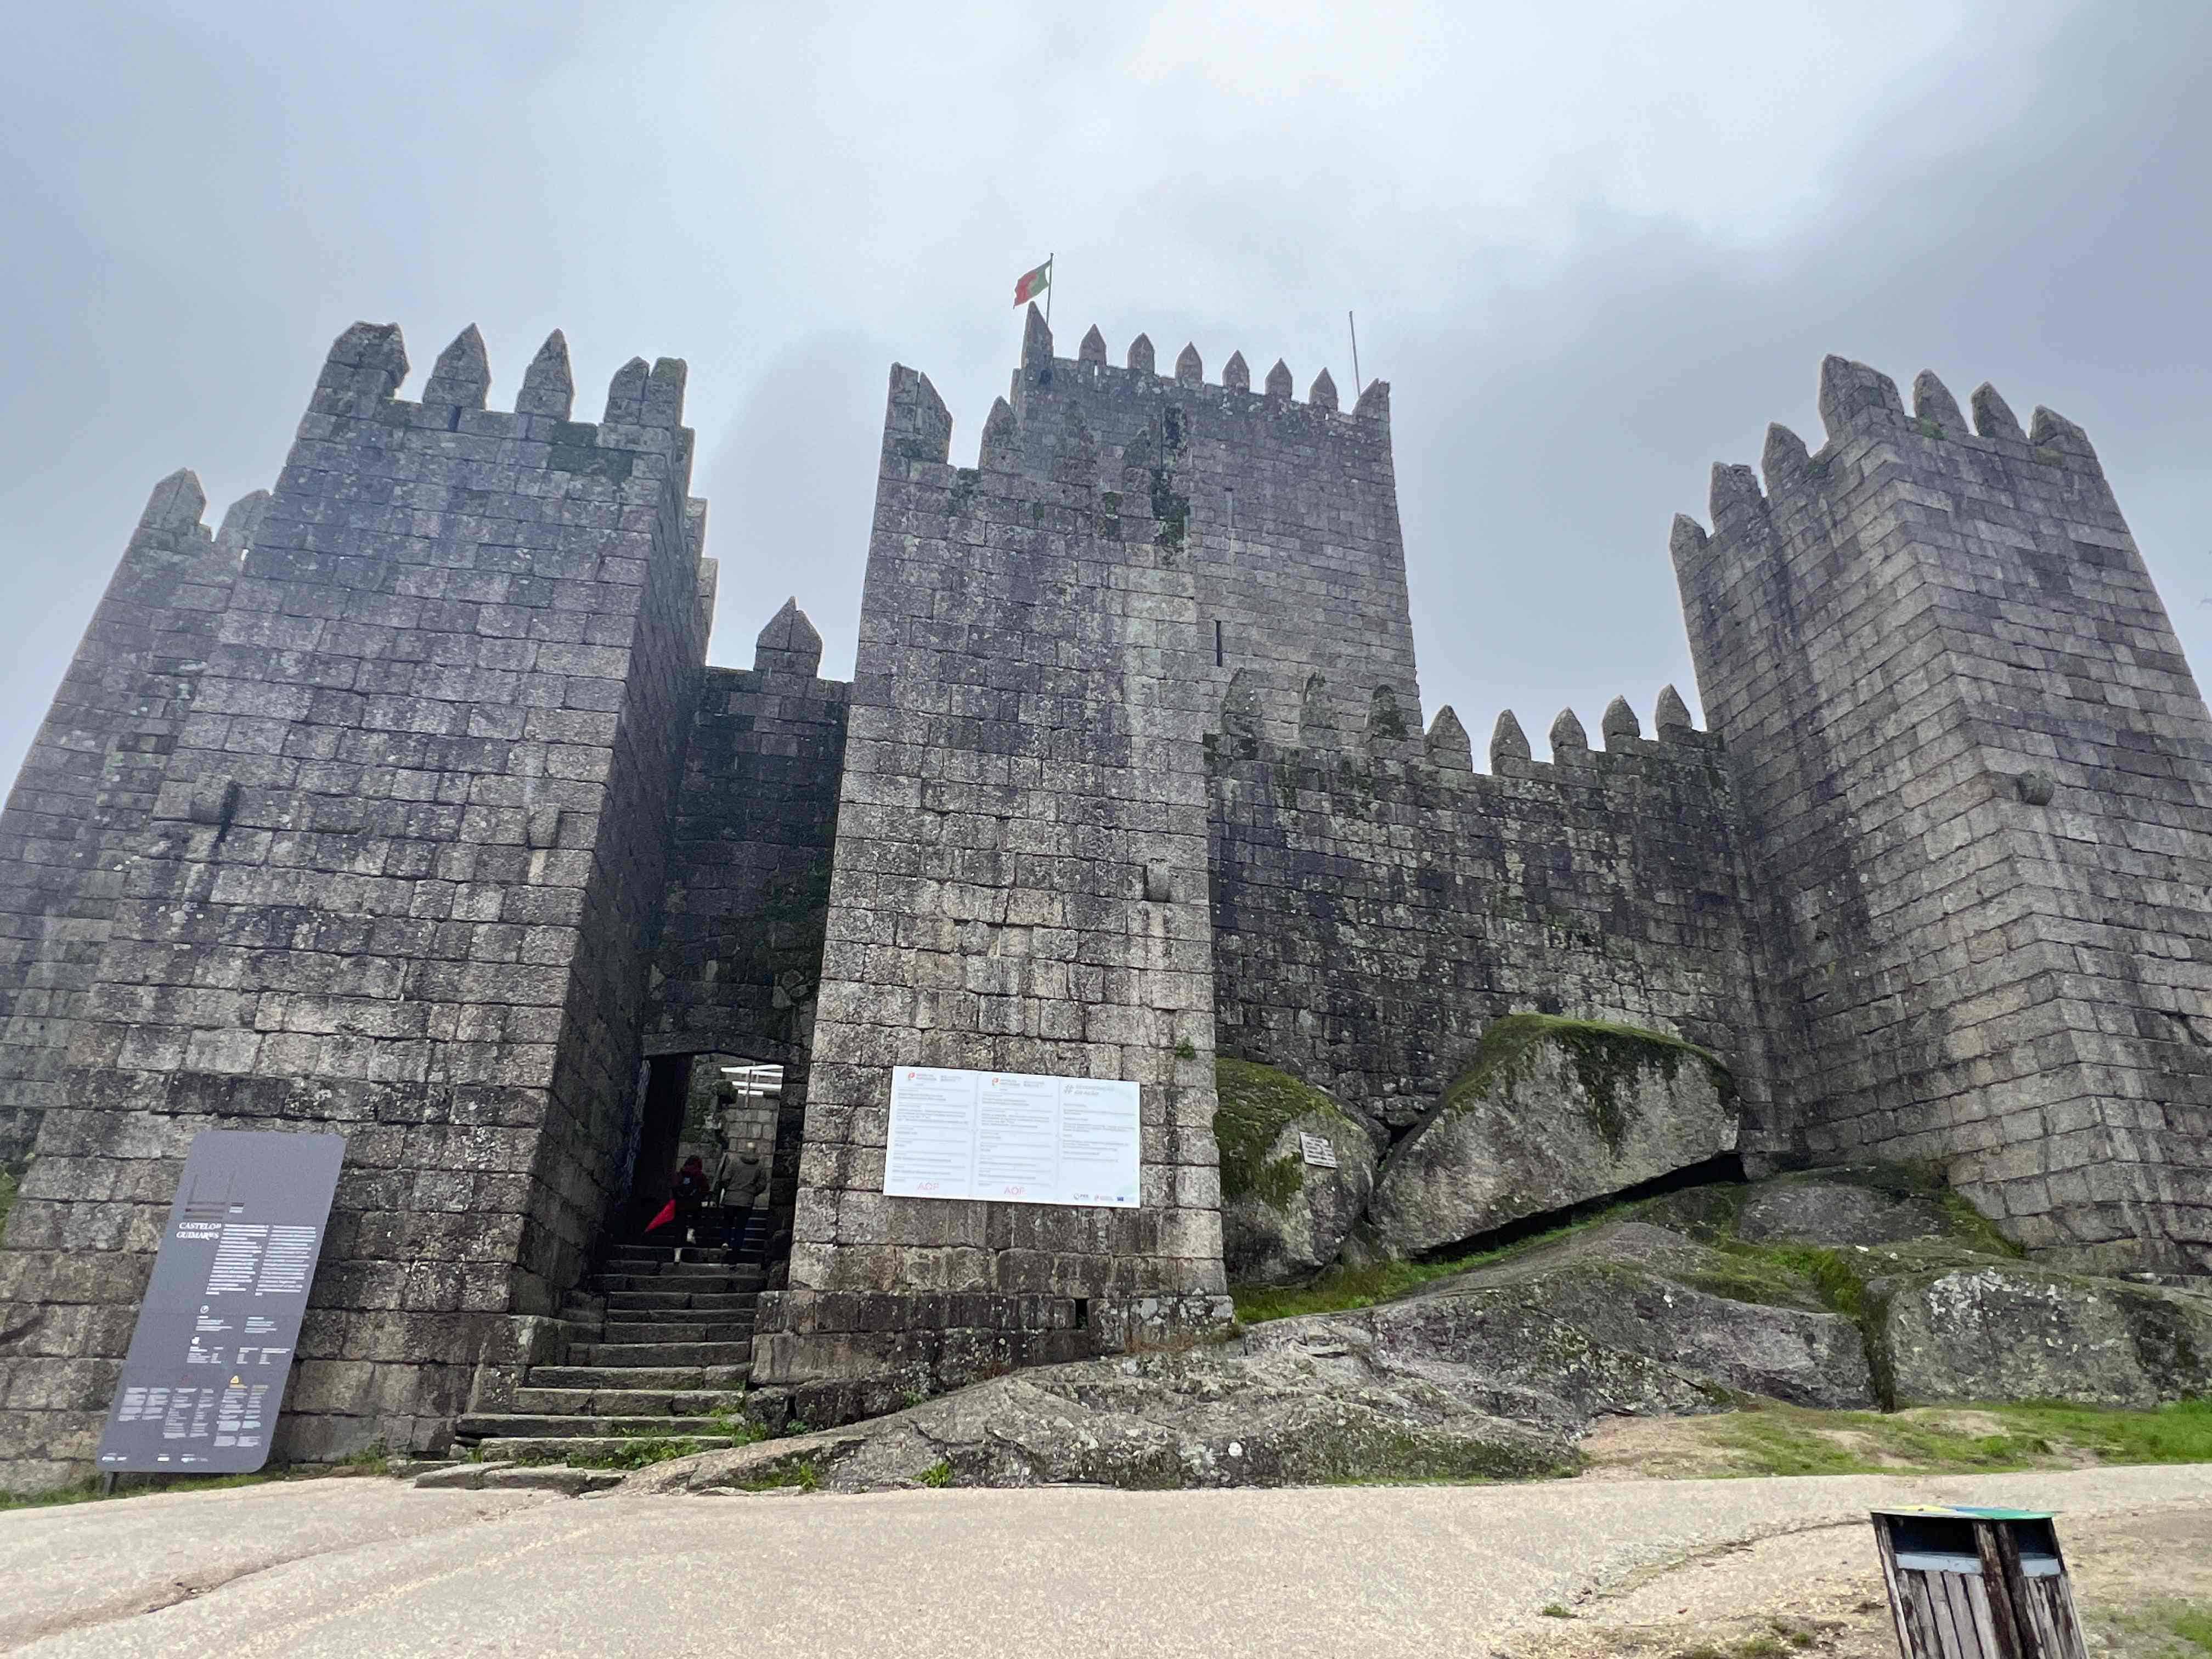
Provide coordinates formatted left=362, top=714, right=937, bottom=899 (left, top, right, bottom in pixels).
left=454, top=1220, right=764, bottom=1465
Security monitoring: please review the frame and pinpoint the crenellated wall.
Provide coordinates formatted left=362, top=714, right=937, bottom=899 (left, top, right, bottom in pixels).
left=1674, top=357, right=2212, bottom=1272
left=0, top=321, right=708, bottom=1488
left=1210, top=686, right=1770, bottom=1146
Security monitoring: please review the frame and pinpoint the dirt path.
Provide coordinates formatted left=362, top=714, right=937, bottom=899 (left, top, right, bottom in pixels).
left=2, top=1464, right=2204, bottom=1656
left=1518, top=1498, right=2212, bottom=1658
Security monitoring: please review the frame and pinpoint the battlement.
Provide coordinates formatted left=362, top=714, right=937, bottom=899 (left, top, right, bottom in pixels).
left=1028, top=306, right=1386, bottom=422
left=1207, top=679, right=1763, bottom=1141
left=881, top=314, right=1422, bottom=756
left=1214, top=673, right=1715, bottom=776
left=303, top=322, right=696, bottom=489
left=1674, top=356, right=2108, bottom=557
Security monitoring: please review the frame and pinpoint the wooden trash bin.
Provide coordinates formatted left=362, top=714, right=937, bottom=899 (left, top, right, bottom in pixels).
left=1870, top=1506, right=2086, bottom=1659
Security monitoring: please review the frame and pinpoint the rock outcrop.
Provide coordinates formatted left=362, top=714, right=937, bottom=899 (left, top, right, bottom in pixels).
left=1213, top=1060, right=1376, bottom=1284
left=620, top=1165, right=2211, bottom=1498
left=1874, top=1263, right=2212, bottom=1409
left=1365, top=1017, right=1737, bottom=1259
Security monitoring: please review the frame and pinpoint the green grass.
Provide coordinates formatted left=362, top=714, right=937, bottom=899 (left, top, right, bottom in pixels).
left=1938, top=1189, right=2029, bottom=1258
left=560, top=1414, right=766, bottom=1472
left=1710, top=1241, right=1869, bottom=1319
left=1231, top=1209, right=1622, bottom=1323
left=1706, top=1397, right=2212, bottom=1477
left=2104, top=1599, right=2212, bottom=1657
left=2171, top=1605, right=2212, bottom=1653
left=740, top=1457, right=822, bottom=1493
left=919, top=1459, right=953, bottom=1488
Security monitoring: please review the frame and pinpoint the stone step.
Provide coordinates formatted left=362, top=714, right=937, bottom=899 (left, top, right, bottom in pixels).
left=565, top=1340, right=754, bottom=1367
left=603, top=1305, right=754, bottom=1327
left=473, top=1434, right=747, bottom=1465
left=526, top=1364, right=750, bottom=1391
left=601, top=1290, right=757, bottom=1312
left=512, top=1386, right=748, bottom=1417
left=596, top=1319, right=753, bottom=1344
left=610, top=1246, right=737, bottom=1267
left=591, top=1271, right=763, bottom=1295
left=457, top=1412, right=735, bottom=1440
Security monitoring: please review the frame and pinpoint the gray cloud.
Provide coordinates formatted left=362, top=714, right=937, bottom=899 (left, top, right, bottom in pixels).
left=3, top=1, right=2206, bottom=786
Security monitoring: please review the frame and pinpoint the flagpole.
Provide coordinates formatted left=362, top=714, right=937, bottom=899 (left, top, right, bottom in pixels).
left=1348, top=310, right=1362, bottom=397
left=1046, top=253, right=1054, bottom=326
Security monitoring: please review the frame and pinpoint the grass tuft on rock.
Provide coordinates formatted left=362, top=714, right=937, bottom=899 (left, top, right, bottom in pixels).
left=1437, top=1014, right=1733, bottom=1152
left=1214, top=1058, right=1360, bottom=1216
left=1701, top=1397, right=2212, bottom=1477
left=1233, top=1209, right=1626, bottom=1323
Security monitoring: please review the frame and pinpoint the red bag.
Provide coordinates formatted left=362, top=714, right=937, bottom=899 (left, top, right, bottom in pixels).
left=644, top=1199, right=677, bottom=1232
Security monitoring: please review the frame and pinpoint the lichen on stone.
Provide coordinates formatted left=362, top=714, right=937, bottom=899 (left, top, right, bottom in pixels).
left=1439, top=1014, right=1732, bottom=1153
left=1214, top=1058, right=1357, bottom=1215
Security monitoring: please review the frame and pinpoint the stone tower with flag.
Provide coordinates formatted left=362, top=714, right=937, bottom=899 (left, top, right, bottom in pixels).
left=0, top=306, right=2207, bottom=1488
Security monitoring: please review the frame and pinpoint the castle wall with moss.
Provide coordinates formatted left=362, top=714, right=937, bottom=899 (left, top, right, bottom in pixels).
left=2, top=311, right=2210, bottom=1487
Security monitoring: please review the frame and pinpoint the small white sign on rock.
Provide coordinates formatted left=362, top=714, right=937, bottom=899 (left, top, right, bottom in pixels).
left=1299, top=1133, right=1338, bottom=1169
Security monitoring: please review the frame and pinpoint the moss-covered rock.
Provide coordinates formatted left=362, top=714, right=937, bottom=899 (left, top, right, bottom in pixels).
left=1214, top=1059, right=1375, bottom=1285
left=1365, top=1015, right=1737, bottom=1260
left=1869, top=1263, right=2212, bottom=1409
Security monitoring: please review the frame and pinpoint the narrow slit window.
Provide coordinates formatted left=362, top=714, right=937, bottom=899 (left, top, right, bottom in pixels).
left=1215, top=620, right=1224, bottom=667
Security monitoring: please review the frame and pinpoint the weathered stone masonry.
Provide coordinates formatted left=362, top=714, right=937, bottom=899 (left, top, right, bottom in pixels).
left=2, top=313, right=2208, bottom=1489
left=0, top=323, right=710, bottom=1487
left=1208, top=703, right=1770, bottom=1149
left=1673, top=359, right=2212, bottom=1273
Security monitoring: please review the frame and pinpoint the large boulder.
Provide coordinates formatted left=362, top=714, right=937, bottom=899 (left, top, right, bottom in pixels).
left=1734, top=1167, right=1964, bottom=1247
left=1365, top=1017, right=1737, bottom=1259
left=624, top=1346, right=1575, bottom=1495
left=1214, top=1059, right=1376, bottom=1285
left=1257, top=1220, right=1877, bottom=1417
left=1871, top=1263, right=2212, bottom=1408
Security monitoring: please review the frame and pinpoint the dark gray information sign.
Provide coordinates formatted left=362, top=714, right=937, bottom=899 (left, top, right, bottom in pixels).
left=95, top=1130, right=346, bottom=1475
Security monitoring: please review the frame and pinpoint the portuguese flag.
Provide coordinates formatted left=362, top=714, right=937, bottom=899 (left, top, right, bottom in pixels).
left=1013, top=257, right=1052, bottom=308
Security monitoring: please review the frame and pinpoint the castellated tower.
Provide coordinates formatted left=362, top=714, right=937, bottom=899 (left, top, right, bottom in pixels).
left=0, top=322, right=710, bottom=1485
left=1001, top=308, right=1421, bottom=745
left=1673, top=357, right=2212, bottom=1273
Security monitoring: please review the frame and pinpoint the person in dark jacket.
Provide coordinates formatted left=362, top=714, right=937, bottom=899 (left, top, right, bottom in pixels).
left=669, top=1155, right=709, bottom=1258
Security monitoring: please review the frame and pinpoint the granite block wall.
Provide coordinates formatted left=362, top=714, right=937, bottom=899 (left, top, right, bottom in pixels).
left=0, top=321, right=707, bottom=1489
left=756, top=362, right=1233, bottom=1399
left=1209, top=692, right=1769, bottom=1144
left=1674, top=357, right=2212, bottom=1272
left=0, top=477, right=264, bottom=1176
left=644, top=601, right=850, bottom=1255
left=1000, top=307, right=1420, bottom=748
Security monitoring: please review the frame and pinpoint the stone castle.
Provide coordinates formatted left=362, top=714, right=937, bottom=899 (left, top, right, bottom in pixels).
left=1, top=302, right=2207, bottom=1488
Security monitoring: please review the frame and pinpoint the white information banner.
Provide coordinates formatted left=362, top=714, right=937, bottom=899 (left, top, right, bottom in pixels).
left=884, top=1066, right=1141, bottom=1207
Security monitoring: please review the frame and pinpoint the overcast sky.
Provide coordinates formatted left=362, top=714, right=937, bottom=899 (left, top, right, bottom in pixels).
left=3, top=1, right=2207, bottom=788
